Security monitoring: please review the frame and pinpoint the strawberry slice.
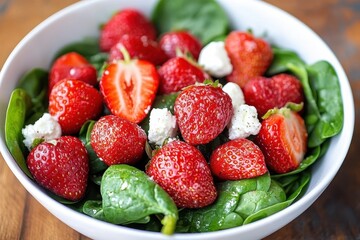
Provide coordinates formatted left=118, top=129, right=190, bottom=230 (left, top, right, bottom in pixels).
left=100, top=49, right=159, bottom=123
left=255, top=107, right=308, bottom=174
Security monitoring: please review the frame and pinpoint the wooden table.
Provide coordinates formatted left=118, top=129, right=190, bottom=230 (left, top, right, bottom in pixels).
left=0, top=0, right=359, bottom=239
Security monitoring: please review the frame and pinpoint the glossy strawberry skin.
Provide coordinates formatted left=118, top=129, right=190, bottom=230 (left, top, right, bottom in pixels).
left=174, top=85, right=232, bottom=145
left=108, top=35, right=167, bottom=66
left=225, top=31, right=273, bottom=87
left=159, top=31, right=202, bottom=60
left=100, top=9, right=157, bottom=52
left=49, top=79, right=103, bottom=135
left=210, top=138, right=267, bottom=180
left=27, top=136, right=89, bottom=201
left=255, top=110, right=307, bottom=174
left=49, top=52, right=97, bottom=93
left=100, top=59, right=159, bottom=124
left=243, top=74, right=304, bottom=117
left=158, top=57, right=209, bottom=94
left=146, top=140, right=217, bottom=208
left=90, top=115, right=147, bottom=166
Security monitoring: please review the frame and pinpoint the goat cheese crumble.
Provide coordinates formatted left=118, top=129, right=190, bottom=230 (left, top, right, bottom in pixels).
left=228, top=104, right=261, bottom=140
left=148, top=108, right=178, bottom=146
left=22, top=113, right=62, bottom=150
left=198, top=41, right=233, bottom=78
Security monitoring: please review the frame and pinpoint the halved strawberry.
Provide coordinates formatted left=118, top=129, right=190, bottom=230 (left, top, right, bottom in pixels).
left=100, top=50, right=159, bottom=123
left=255, top=107, right=308, bottom=174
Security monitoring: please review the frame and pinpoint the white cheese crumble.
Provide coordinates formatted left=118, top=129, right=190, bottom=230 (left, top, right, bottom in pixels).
left=198, top=41, right=233, bottom=78
left=148, top=108, right=178, bottom=146
left=228, top=104, right=261, bottom=140
left=22, top=113, right=62, bottom=150
left=222, top=82, right=245, bottom=109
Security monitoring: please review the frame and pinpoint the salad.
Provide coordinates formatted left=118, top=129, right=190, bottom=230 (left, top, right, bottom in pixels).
left=5, top=0, right=343, bottom=235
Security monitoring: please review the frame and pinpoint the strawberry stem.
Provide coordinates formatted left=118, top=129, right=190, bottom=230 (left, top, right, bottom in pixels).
left=119, top=46, right=131, bottom=63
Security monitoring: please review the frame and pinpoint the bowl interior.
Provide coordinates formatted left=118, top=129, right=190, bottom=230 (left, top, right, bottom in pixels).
left=0, top=0, right=354, bottom=239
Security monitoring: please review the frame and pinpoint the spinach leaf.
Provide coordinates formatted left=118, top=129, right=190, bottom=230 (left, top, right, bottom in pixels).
left=83, top=200, right=106, bottom=221
left=177, top=173, right=286, bottom=232
left=79, top=120, right=108, bottom=174
left=5, top=88, right=33, bottom=178
left=306, top=61, right=344, bottom=147
left=101, top=164, right=178, bottom=235
left=152, top=0, right=230, bottom=44
left=53, top=37, right=101, bottom=62
left=244, top=171, right=310, bottom=224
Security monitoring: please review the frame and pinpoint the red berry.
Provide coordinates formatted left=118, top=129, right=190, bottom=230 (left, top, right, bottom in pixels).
left=49, top=52, right=97, bottom=93
left=100, top=56, right=159, bottom=124
left=90, top=115, right=147, bottom=166
left=174, top=84, right=232, bottom=145
left=146, top=140, right=217, bottom=208
left=49, top=79, right=103, bottom=135
left=255, top=108, right=308, bottom=174
left=158, top=57, right=209, bottom=94
left=108, top=35, right=167, bottom=66
left=159, top=31, right=202, bottom=60
left=100, top=9, right=157, bottom=52
left=243, top=73, right=304, bottom=117
left=210, top=138, right=267, bottom=180
left=27, top=136, right=89, bottom=201
left=225, top=31, right=273, bottom=87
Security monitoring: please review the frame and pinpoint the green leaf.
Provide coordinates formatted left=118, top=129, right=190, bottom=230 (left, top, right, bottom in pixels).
left=152, top=0, right=230, bottom=44
left=5, top=89, right=33, bottom=178
left=101, top=164, right=178, bottom=235
left=306, top=61, right=344, bottom=147
left=53, top=37, right=101, bottom=62
left=243, top=171, right=310, bottom=224
left=79, top=120, right=108, bottom=174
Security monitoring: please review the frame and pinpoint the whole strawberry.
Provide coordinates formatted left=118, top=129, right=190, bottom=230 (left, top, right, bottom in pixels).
left=174, top=83, right=232, bottom=145
left=255, top=107, right=307, bottom=174
left=100, top=9, right=157, bottom=52
left=100, top=50, right=159, bottom=123
left=49, top=52, right=97, bottom=93
left=210, top=138, right=267, bottom=180
left=146, top=140, right=217, bottom=208
left=243, top=73, right=304, bottom=117
left=27, top=136, right=89, bottom=201
left=158, top=57, right=209, bottom=94
left=90, top=115, right=147, bottom=166
left=225, top=31, right=273, bottom=87
left=49, top=79, right=103, bottom=135
left=159, top=31, right=202, bottom=60
left=108, top=35, right=167, bottom=66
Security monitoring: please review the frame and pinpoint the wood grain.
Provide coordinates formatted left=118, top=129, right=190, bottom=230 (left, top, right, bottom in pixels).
left=0, top=0, right=359, bottom=239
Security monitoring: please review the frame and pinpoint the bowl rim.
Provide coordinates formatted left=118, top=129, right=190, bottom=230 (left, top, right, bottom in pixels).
left=0, top=0, right=355, bottom=239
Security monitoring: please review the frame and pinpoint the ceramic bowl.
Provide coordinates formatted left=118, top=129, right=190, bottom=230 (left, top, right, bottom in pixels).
left=0, top=0, right=354, bottom=239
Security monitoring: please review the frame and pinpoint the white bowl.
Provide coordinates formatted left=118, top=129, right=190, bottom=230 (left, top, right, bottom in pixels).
left=0, top=0, right=354, bottom=239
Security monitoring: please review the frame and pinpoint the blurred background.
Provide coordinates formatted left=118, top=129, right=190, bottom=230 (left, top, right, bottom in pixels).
left=0, top=0, right=359, bottom=239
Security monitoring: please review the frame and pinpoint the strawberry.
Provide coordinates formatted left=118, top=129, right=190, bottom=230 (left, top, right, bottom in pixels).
left=49, top=79, right=103, bottom=135
left=159, top=31, right=202, bottom=60
left=146, top=140, right=217, bottom=208
left=100, top=9, right=157, bottom=52
left=108, top=35, right=167, bottom=66
left=210, top=138, right=267, bottom=180
left=90, top=115, right=147, bottom=166
left=27, top=136, right=89, bottom=201
left=49, top=52, right=97, bottom=93
left=254, top=107, right=308, bottom=174
left=243, top=73, right=304, bottom=117
left=174, top=83, right=232, bottom=145
left=158, top=57, right=209, bottom=94
left=225, top=31, right=273, bottom=87
left=100, top=50, right=159, bottom=123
